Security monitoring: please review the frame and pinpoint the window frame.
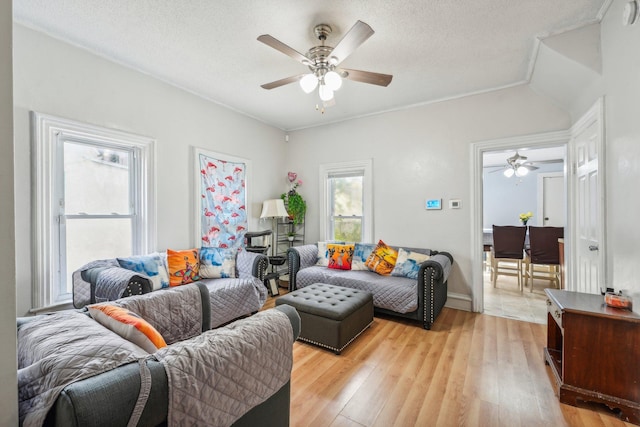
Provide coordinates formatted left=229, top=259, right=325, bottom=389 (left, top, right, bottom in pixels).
left=31, top=112, right=156, bottom=311
left=319, top=159, right=373, bottom=243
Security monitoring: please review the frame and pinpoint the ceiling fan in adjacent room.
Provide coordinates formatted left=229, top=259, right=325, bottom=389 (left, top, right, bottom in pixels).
left=489, top=151, right=563, bottom=178
left=257, top=20, right=393, bottom=107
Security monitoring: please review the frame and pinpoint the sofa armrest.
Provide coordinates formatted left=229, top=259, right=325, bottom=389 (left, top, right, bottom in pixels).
left=417, top=251, right=453, bottom=329
left=237, top=250, right=268, bottom=281
left=80, top=266, right=152, bottom=305
left=286, top=245, right=318, bottom=291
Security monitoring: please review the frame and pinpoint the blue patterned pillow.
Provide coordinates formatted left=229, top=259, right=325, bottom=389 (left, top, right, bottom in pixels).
left=351, top=243, right=377, bottom=271
left=199, top=247, right=236, bottom=279
left=391, top=248, right=431, bottom=279
left=117, top=253, right=169, bottom=290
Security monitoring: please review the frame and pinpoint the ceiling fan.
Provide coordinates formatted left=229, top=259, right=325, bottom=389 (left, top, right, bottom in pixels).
left=489, top=151, right=563, bottom=178
left=257, top=20, right=393, bottom=106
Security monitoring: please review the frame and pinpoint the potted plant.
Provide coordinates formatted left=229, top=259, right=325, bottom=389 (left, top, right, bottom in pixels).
left=281, top=172, right=306, bottom=225
left=287, top=231, right=296, bottom=242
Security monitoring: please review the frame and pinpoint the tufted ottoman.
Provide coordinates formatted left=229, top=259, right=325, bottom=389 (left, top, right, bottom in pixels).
left=276, top=283, right=373, bottom=354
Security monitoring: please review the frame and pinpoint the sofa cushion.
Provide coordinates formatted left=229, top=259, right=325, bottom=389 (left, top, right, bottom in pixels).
left=199, top=247, right=237, bottom=279
left=391, top=248, right=431, bottom=279
left=167, top=248, right=201, bottom=286
left=295, top=266, right=418, bottom=313
left=327, top=243, right=355, bottom=270
left=117, top=253, right=169, bottom=290
left=88, top=305, right=167, bottom=353
left=365, top=240, right=398, bottom=276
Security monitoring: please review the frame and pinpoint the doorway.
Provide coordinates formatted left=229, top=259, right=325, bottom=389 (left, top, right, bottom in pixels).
left=470, top=130, right=570, bottom=315
left=482, top=146, right=566, bottom=323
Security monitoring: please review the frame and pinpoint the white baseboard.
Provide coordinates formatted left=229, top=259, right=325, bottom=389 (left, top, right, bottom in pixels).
left=445, top=292, right=473, bottom=312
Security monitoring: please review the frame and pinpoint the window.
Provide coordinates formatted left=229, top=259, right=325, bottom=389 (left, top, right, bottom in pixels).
left=320, top=160, right=373, bottom=242
left=32, top=113, right=155, bottom=310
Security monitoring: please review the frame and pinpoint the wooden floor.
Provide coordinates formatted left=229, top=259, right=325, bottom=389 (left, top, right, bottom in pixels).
left=264, top=292, right=636, bottom=427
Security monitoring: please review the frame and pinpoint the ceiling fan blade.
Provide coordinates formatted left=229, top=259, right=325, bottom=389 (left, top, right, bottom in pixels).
left=521, top=164, right=539, bottom=171
left=328, top=20, right=374, bottom=65
left=489, top=168, right=507, bottom=174
left=261, top=74, right=306, bottom=90
left=257, top=34, right=311, bottom=65
left=341, top=68, right=393, bottom=87
left=532, top=159, right=564, bottom=164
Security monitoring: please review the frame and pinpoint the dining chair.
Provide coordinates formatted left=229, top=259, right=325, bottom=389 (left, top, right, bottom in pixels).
left=524, top=226, right=564, bottom=292
left=491, top=225, right=527, bottom=291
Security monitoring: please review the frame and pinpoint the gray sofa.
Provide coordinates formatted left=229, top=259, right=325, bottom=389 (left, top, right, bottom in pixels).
left=72, top=249, right=269, bottom=328
left=287, top=244, right=453, bottom=329
left=17, top=283, right=301, bottom=427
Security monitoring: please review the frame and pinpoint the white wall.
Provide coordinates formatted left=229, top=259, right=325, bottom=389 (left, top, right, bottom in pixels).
left=0, top=0, right=17, bottom=423
left=13, top=25, right=286, bottom=316
left=289, top=85, right=570, bottom=303
left=573, top=2, right=640, bottom=302
left=483, top=162, right=564, bottom=229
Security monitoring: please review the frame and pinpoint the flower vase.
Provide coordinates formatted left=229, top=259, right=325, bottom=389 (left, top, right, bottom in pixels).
left=521, top=220, right=528, bottom=226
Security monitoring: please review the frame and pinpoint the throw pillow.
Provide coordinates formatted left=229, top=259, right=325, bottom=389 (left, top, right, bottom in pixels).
left=316, top=242, right=330, bottom=266
left=327, top=243, right=355, bottom=270
left=199, top=247, right=237, bottom=279
left=117, top=253, right=169, bottom=290
left=88, top=305, right=167, bottom=353
left=391, top=248, right=431, bottom=279
left=167, top=248, right=201, bottom=286
left=365, top=240, right=398, bottom=276
left=351, top=243, right=377, bottom=271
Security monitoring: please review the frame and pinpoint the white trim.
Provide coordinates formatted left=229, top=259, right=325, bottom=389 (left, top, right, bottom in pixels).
left=31, top=112, right=156, bottom=310
left=445, top=292, right=473, bottom=312
left=192, top=147, right=252, bottom=248
left=536, top=171, right=565, bottom=227
left=319, top=159, right=373, bottom=242
left=470, top=130, right=570, bottom=312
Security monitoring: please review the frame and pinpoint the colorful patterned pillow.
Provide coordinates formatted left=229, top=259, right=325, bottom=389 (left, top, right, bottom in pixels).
left=316, top=242, right=330, bottom=266
left=351, top=243, right=377, bottom=271
left=117, top=253, right=169, bottom=290
left=391, top=248, right=431, bottom=279
left=167, top=248, right=201, bottom=286
left=199, top=247, right=237, bottom=279
left=327, top=244, right=355, bottom=270
left=365, top=240, right=398, bottom=276
left=88, top=304, right=167, bottom=353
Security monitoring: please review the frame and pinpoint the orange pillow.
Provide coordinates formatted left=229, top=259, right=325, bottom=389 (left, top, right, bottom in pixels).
left=327, top=244, right=355, bottom=270
left=88, top=305, right=167, bottom=353
left=167, top=248, right=201, bottom=286
left=365, top=240, right=398, bottom=276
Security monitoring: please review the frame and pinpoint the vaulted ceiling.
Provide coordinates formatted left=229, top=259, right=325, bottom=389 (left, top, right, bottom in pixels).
left=13, top=0, right=607, bottom=131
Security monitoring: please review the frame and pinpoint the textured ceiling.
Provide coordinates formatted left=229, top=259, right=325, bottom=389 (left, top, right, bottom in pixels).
left=13, top=0, right=606, bottom=130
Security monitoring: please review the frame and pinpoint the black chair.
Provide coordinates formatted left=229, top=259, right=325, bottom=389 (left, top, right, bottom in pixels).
left=524, top=226, right=564, bottom=292
left=491, top=225, right=527, bottom=291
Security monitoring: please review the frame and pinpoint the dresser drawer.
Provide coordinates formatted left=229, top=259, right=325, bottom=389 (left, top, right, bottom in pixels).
left=547, top=297, right=563, bottom=330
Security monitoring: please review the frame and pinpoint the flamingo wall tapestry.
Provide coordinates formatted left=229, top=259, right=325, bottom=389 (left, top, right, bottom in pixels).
left=195, top=149, right=250, bottom=250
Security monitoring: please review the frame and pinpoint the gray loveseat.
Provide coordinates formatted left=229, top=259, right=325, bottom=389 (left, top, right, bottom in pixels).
left=18, top=282, right=301, bottom=427
left=287, top=244, right=453, bottom=329
left=72, top=249, right=269, bottom=328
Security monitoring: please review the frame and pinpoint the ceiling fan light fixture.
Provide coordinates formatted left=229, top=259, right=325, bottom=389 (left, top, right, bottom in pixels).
left=300, top=73, right=319, bottom=93
left=516, top=165, right=529, bottom=177
left=318, top=84, right=334, bottom=101
left=324, top=70, right=342, bottom=91
left=503, top=168, right=515, bottom=178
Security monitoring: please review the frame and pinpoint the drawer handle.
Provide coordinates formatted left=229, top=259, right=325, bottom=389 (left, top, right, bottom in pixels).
left=546, top=299, right=552, bottom=306
left=555, top=310, right=561, bottom=318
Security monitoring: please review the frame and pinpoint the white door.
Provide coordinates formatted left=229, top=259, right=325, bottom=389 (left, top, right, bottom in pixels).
left=537, top=172, right=565, bottom=226
left=570, top=100, right=604, bottom=294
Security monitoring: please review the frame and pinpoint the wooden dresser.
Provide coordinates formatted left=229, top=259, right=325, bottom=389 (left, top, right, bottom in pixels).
left=545, top=289, right=640, bottom=424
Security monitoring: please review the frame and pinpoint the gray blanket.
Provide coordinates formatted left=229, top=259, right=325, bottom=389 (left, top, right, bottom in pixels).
left=17, top=311, right=148, bottom=427
left=155, top=309, right=294, bottom=427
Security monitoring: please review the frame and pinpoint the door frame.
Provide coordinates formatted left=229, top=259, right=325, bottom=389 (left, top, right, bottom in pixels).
left=470, top=131, right=570, bottom=312
left=536, top=172, right=565, bottom=227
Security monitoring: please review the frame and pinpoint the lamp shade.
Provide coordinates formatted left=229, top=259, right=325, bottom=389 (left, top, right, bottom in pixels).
left=318, top=84, right=334, bottom=101
left=260, top=199, right=289, bottom=219
left=503, top=168, right=515, bottom=178
left=324, top=71, right=342, bottom=91
left=300, top=74, right=319, bottom=94
left=515, top=165, right=529, bottom=177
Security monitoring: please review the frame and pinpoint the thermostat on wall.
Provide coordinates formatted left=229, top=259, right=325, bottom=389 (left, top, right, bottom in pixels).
left=450, top=199, right=461, bottom=209
left=426, top=199, right=442, bottom=210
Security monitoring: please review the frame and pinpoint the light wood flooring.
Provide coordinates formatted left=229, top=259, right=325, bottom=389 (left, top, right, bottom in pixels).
left=264, top=289, right=635, bottom=427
